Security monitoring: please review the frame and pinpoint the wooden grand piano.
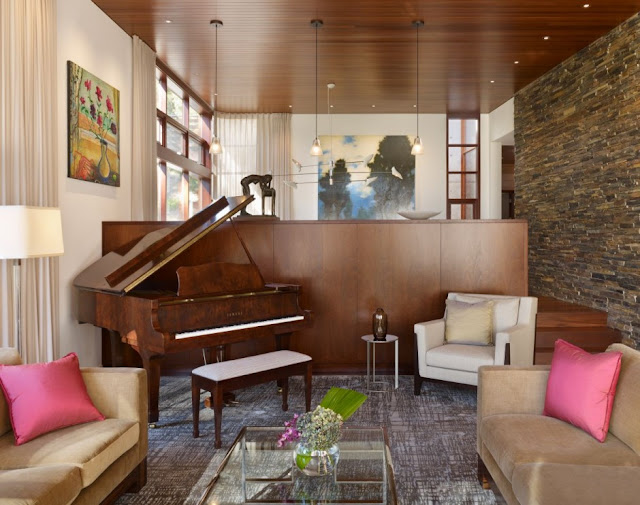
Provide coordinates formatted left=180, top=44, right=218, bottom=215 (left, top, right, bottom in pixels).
left=74, top=195, right=312, bottom=422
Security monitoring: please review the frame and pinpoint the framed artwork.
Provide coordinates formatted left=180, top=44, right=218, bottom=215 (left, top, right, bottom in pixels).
left=67, top=61, right=120, bottom=186
left=317, top=135, right=415, bottom=220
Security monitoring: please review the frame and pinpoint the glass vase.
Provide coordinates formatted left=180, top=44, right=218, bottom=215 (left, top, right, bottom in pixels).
left=293, top=443, right=340, bottom=476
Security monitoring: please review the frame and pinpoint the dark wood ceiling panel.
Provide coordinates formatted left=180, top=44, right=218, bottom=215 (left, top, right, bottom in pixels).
left=92, top=0, right=640, bottom=113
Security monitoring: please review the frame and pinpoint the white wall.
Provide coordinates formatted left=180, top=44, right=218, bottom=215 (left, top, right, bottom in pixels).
left=57, top=0, right=133, bottom=365
left=488, top=98, right=515, bottom=218
left=291, top=113, right=504, bottom=220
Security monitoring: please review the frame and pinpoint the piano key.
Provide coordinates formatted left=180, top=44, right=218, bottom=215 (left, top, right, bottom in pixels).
left=175, top=315, right=305, bottom=339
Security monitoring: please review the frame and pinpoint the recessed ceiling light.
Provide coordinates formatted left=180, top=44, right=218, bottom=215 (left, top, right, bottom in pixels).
left=583, top=3, right=590, bottom=8
left=288, top=105, right=292, bottom=108
left=371, top=104, right=376, bottom=108
left=490, top=80, right=495, bottom=83
left=330, top=105, right=334, bottom=108
left=165, top=19, right=172, bottom=24
left=514, top=60, right=519, bottom=64
left=413, top=104, right=417, bottom=108
left=543, top=36, right=550, bottom=40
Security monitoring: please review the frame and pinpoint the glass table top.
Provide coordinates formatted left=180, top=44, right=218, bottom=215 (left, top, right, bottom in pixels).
left=197, top=426, right=396, bottom=505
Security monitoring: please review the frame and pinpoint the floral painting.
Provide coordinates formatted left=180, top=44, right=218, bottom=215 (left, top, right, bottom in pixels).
left=67, top=61, right=120, bottom=186
left=317, top=135, right=415, bottom=219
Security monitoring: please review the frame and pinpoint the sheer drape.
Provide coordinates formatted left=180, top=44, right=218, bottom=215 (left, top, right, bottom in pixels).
left=215, top=113, right=291, bottom=219
left=131, top=35, right=157, bottom=220
left=0, top=0, right=59, bottom=362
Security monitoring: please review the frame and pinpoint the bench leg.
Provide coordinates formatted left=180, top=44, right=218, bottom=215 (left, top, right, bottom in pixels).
left=304, top=362, right=312, bottom=412
left=192, top=378, right=200, bottom=438
left=214, top=385, right=224, bottom=449
left=281, top=377, right=289, bottom=411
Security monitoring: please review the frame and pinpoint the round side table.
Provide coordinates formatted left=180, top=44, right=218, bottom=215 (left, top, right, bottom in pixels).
left=361, top=334, right=399, bottom=392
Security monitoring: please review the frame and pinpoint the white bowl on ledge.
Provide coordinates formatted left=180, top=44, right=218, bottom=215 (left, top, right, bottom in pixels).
left=397, top=210, right=440, bottom=220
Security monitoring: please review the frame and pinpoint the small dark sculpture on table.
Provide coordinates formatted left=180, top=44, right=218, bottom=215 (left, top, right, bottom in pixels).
left=372, top=308, right=388, bottom=341
left=240, top=174, right=276, bottom=216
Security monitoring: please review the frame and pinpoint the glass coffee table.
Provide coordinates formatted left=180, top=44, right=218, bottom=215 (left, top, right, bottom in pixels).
left=197, top=426, right=397, bottom=504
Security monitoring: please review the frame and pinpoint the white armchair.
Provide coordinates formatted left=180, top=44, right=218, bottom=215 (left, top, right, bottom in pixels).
left=414, top=293, right=538, bottom=394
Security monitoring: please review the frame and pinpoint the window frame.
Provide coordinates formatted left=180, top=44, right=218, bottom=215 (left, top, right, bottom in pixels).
left=446, top=115, right=481, bottom=220
left=156, top=60, right=213, bottom=220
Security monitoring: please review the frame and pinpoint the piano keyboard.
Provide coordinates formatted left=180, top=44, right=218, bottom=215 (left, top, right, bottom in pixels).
left=175, top=315, right=305, bottom=340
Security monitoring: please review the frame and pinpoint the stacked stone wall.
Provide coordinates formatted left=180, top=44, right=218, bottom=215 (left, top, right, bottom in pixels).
left=515, top=13, right=640, bottom=347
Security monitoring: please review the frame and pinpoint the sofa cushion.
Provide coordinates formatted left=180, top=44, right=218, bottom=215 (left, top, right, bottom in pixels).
left=444, top=299, right=493, bottom=345
left=544, top=339, right=622, bottom=442
left=0, top=353, right=104, bottom=445
left=512, top=462, right=640, bottom=505
left=426, top=344, right=495, bottom=372
left=608, top=343, right=640, bottom=455
left=480, top=414, right=640, bottom=482
left=0, top=465, right=82, bottom=505
left=454, top=294, right=520, bottom=334
left=0, top=418, right=139, bottom=487
left=0, top=348, right=22, bottom=438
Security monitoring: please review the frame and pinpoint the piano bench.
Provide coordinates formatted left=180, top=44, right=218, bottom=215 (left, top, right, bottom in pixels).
left=191, top=350, right=313, bottom=448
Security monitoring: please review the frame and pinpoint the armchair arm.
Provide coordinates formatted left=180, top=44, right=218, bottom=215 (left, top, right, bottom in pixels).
left=477, top=365, right=550, bottom=453
left=81, top=367, right=148, bottom=461
left=495, top=323, right=535, bottom=366
left=414, top=318, right=445, bottom=353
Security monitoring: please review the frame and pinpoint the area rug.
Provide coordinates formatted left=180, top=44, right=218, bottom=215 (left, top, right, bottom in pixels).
left=114, top=375, right=496, bottom=505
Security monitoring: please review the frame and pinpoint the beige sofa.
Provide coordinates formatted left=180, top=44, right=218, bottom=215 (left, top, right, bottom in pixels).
left=477, top=343, right=640, bottom=505
left=0, top=348, right=148, bottom=505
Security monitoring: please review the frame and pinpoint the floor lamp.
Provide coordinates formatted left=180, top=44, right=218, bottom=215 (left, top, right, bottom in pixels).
left=0, top=206, right=64, bottom=355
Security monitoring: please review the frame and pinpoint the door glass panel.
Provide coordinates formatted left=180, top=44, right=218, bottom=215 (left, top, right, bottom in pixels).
left=188, top=137, right=202, bottom=164
left=189, top=174, right=202, bottom=217
left=166, top=124, right=184, bottom=155
left=449, top=174, right=461, bottom=199
left=448, top=147, right=462, bottom=172
left=465, top=174, right=477, bottom=199
left=463, top=147, right=477, bottom=172
left=166, top=164, right=183, bottom=220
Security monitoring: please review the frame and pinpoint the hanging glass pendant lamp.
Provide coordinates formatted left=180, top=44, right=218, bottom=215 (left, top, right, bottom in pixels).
left=411, top=20, right=424, bottom=155
left=310, top=20, right=323, bottom=156
left=209, top=20, right=223, bottom=155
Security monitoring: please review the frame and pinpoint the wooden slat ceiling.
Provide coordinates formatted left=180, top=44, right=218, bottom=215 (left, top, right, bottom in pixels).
left=93, top=0, right=640, bottom=114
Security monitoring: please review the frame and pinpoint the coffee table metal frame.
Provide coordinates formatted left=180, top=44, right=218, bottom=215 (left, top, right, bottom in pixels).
left=197, top=425, right=397, bottom=505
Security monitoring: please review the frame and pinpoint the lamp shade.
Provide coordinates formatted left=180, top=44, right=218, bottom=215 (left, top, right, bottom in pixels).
left=0, top=206, right=64, bottom=259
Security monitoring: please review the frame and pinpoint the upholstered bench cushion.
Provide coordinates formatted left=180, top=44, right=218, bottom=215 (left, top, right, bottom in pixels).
left=511, top=462, right=640, bottom=505
left=193, top=350, right=311, bottom=382
left=0, top=419, right=139, bottom=487
left=426, top=344, right=495, bottom=372
left=0, top=465, right=83, bottom=505
left=481, top=414, right=640, bottom=482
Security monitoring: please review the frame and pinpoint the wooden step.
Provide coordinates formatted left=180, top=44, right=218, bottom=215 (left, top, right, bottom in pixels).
left=534, top=296, right=622, bottom=364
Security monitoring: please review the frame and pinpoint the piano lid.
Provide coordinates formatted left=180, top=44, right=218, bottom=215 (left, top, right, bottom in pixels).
left=73, top=195, right=254, bottom=294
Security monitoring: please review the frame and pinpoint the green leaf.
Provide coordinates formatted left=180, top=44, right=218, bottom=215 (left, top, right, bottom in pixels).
left=296, top=452, right=311, bottom=470
left=319, top=387, right=367, bottom=420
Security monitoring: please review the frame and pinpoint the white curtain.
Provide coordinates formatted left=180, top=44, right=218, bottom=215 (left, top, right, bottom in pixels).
left=131, top=35, right=157, bottom=220
left=0, top=0, right=59, bottom=362
left=215, top=113, right=291, bottom=219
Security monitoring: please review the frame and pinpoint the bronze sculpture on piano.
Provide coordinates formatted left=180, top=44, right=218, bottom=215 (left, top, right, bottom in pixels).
left=73, top=195, right=311, bottom=423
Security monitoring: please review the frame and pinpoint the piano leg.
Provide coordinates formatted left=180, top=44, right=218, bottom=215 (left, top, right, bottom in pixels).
left=140, top=351, right=164, bottom=424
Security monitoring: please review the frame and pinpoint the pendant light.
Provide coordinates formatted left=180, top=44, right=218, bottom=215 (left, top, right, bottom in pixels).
left=411, top=20, right=424, bottom=155
left=209, top=20, right=223, bottom=155
left=310, top=20, right=323, bottom=156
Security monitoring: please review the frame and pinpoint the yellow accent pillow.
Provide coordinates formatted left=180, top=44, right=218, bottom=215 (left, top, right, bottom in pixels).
left=444, top=299, right=494, bottom=345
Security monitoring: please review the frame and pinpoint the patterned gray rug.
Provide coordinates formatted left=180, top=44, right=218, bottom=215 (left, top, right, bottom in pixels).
left=115, top=375, right=496, bottom=505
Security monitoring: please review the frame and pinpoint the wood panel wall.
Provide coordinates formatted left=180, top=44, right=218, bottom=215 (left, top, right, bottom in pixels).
left=102, top=219, right=528, bottom=374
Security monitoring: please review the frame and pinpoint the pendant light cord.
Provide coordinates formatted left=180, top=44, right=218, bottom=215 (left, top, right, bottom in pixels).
left=315, top=24, right=318, bottom=138
left=215, top=23, right=218, bottom=138
left=415, top=22, right=419, bottom=137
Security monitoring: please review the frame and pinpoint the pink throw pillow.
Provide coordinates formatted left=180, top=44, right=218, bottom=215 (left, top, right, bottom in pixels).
left=544, top=339, right=622, bottom=442
left=0, top=352, right=104, bottom=445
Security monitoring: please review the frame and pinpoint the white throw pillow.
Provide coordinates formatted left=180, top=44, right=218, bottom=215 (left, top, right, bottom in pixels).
left=444, top=299, right=494, bottom=345
left=454, top=294, right=520, bottom=334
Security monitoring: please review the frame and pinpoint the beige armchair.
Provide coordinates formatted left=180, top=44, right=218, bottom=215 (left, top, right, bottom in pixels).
left=414, top=293, right=538, bottom=394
